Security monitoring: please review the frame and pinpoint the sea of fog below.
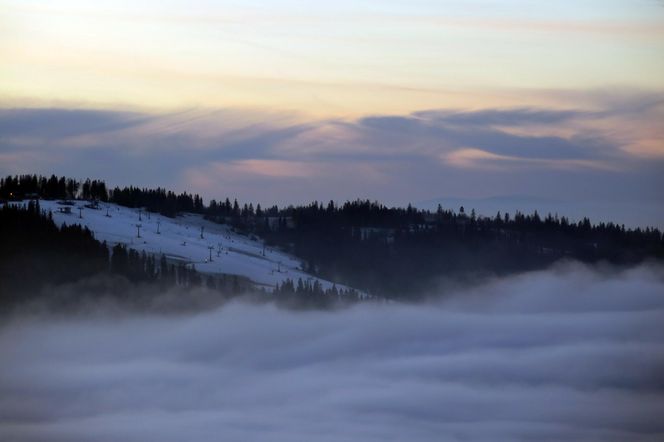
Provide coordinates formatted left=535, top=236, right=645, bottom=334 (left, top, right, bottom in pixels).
left=1, top=262, right=663, bottom=442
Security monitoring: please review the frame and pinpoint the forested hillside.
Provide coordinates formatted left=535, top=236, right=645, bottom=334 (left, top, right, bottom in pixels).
left=3, top=174, right=662, bottom=298
left=0, top=201, right=215, bottom=305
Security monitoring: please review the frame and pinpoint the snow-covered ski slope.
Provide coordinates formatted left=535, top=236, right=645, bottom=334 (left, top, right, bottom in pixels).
left=33, top=200, right=342, bottom=290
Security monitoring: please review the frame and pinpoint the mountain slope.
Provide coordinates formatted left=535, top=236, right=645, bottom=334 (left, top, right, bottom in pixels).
left=37, top=200, right=342, bottom=290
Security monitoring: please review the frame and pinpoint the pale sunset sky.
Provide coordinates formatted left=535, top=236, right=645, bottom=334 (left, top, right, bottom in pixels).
left=1, top=0, right=663, bottom=225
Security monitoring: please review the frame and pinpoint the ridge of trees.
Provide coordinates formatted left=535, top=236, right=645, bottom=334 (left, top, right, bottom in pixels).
left=0, top=174, right=107, bottom=201
left=2, top=174, right=663, bottom=297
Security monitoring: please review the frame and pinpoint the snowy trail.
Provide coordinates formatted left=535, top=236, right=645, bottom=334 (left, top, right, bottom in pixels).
left=31, top=200, right=343, bottom=290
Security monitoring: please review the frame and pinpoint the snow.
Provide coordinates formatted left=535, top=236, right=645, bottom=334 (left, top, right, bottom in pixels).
left=23, top=200, right=346, bottom=291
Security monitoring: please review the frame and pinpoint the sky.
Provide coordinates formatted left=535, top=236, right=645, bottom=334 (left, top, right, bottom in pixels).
left=2, top=263, right=664, bottom=441
left=1, top=0, right=663, bottom=225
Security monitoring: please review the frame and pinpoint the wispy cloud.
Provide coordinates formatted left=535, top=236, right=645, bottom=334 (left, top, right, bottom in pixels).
left=3, top=1, right=664, bottom=114
left=0, top=95, right=661, bottom=215
left=0, top=108, right=151, bottom=138
left=443, top=148, right=617, bottom=171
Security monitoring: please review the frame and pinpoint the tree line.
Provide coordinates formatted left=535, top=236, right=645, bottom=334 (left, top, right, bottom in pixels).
left=3, top=174, right=663, bottom=298
left=1, top=174, right=108, bottom=201
left=258, top=201, right=664, bottom=296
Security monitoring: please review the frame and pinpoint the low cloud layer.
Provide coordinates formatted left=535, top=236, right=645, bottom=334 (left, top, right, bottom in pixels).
left=1, top=263, right=663, bottom=441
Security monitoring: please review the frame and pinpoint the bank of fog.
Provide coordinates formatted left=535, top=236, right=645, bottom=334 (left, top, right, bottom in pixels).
left=1, top=262, right=663, bottom=441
